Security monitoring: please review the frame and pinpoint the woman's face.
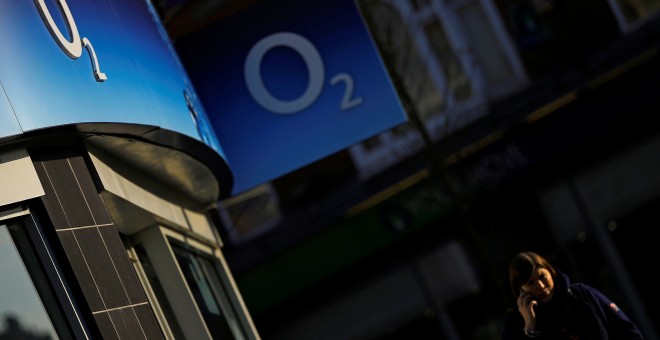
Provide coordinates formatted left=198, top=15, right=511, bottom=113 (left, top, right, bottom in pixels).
left=520, top=267, right=555, bottom=303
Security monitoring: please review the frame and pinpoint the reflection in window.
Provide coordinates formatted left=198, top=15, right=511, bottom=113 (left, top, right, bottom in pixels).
left=171, top=242, right=246, bottom=340
left=358, top=0, right=446, bottom=121
left=0, top=224, right=57, bottom=340
left=423, top=19, right=473, bottom=101
left=457, top=2, right=514, bottom=89
left=134, top=244, right=185, bottom=340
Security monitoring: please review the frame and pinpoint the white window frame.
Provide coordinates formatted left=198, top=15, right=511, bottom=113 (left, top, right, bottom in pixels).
left=129, top=225, right=258, bottom=340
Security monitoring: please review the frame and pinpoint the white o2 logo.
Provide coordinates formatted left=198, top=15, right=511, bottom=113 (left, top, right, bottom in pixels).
left=34, top=0, right=107, bottom=82
left=244, top=32, right=362, bottom=115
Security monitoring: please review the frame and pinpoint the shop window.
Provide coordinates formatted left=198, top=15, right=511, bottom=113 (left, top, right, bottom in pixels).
left=453, top=0, right=528, bottom=100
left=0, top=212, right=90, bottom=339
left=131, top=244, right=185, bottom=340
left=423, top=18, right=474, bottom=102
left=171, top=241, right=245, bottom=340
left=129, top=226, right=254, bottom=340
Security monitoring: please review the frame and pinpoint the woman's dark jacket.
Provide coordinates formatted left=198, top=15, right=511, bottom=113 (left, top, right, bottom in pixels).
left=501, top=271, right=644, bottom=339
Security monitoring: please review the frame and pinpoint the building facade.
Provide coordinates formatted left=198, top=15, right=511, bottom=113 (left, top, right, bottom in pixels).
left=0, top=0, right=258, bottom=339
left=155, top=0, right=660, bottom=339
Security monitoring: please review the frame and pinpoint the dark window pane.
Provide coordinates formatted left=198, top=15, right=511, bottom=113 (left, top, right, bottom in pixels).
left=171, top=243, right=236, bottom=340
left=133, top=244, right=185, bottom=340
left=0, top=224, right=58, bottom=339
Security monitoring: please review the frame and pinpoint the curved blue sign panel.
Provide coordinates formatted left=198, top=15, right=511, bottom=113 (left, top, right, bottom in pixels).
left=0, top=0, right=222, bottom=156
left=175, top=0, right=408, bottom=194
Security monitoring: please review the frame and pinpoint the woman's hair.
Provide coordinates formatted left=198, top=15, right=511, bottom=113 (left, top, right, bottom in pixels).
left=508, top=251, right=557, bottom=297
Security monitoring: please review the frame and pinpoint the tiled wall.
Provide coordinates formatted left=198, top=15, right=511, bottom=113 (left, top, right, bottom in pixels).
left=31, top=148, right=164, bottom=339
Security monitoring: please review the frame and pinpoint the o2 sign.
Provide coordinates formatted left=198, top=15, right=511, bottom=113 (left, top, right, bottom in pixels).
left=244, top=32, right=363, bottom=114
left=34, top=0, right=107, bottom=82
left=174, top=0, right=408, bottom=193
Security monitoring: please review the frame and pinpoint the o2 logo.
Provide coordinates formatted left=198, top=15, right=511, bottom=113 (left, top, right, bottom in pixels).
left=34, top=0, right=107, bottom=82
left=244, top=32, right=362, bottom=114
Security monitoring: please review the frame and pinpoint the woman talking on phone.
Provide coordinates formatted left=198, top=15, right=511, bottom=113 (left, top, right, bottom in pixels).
left=502, top=251, right=644, bottom=339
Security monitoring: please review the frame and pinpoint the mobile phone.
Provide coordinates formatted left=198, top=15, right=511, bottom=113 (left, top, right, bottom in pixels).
left=519, top=290, right=538, bottom=303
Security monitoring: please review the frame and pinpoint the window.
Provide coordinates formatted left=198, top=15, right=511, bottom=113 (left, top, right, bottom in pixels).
left=129, top=226, right=255, bottom=340
left=171, top=241, right=245, bottom=340
left=423, top=18, right=473, bottom=101
left=131, top=243, right=185, bottom=340
left=0, top=210, right=90, bottom=339
left=0, top=223, right=59, bottom=339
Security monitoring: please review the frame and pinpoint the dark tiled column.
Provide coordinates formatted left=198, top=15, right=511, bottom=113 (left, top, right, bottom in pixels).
left=32, top=149, right=165, bottom=340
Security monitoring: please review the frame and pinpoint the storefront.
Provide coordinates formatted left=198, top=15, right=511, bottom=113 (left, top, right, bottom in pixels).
left=0, top=1, right=258, bottom=338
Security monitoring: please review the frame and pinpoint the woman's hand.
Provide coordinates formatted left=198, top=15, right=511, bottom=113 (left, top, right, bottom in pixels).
left=517, top=292, right=538, bottom=332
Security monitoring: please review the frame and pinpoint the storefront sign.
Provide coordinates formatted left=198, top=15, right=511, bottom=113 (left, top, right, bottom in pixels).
left=0, top=0, right=222, bottom=154
left=176, top=0, right=408, bottom=194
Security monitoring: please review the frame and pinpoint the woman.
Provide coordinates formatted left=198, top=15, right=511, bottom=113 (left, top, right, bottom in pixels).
left=502, top=251, right=644, bottom=339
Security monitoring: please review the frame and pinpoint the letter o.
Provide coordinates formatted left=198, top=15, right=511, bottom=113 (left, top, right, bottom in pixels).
left=34, top=0, right=82, bottom=58
left=244, top=32, right=324, bottom=114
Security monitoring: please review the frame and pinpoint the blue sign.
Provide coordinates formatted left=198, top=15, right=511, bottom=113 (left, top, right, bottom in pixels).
left=175, top=0, right=408, bottom=194
left=0, top=0, right=222, bottom=156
